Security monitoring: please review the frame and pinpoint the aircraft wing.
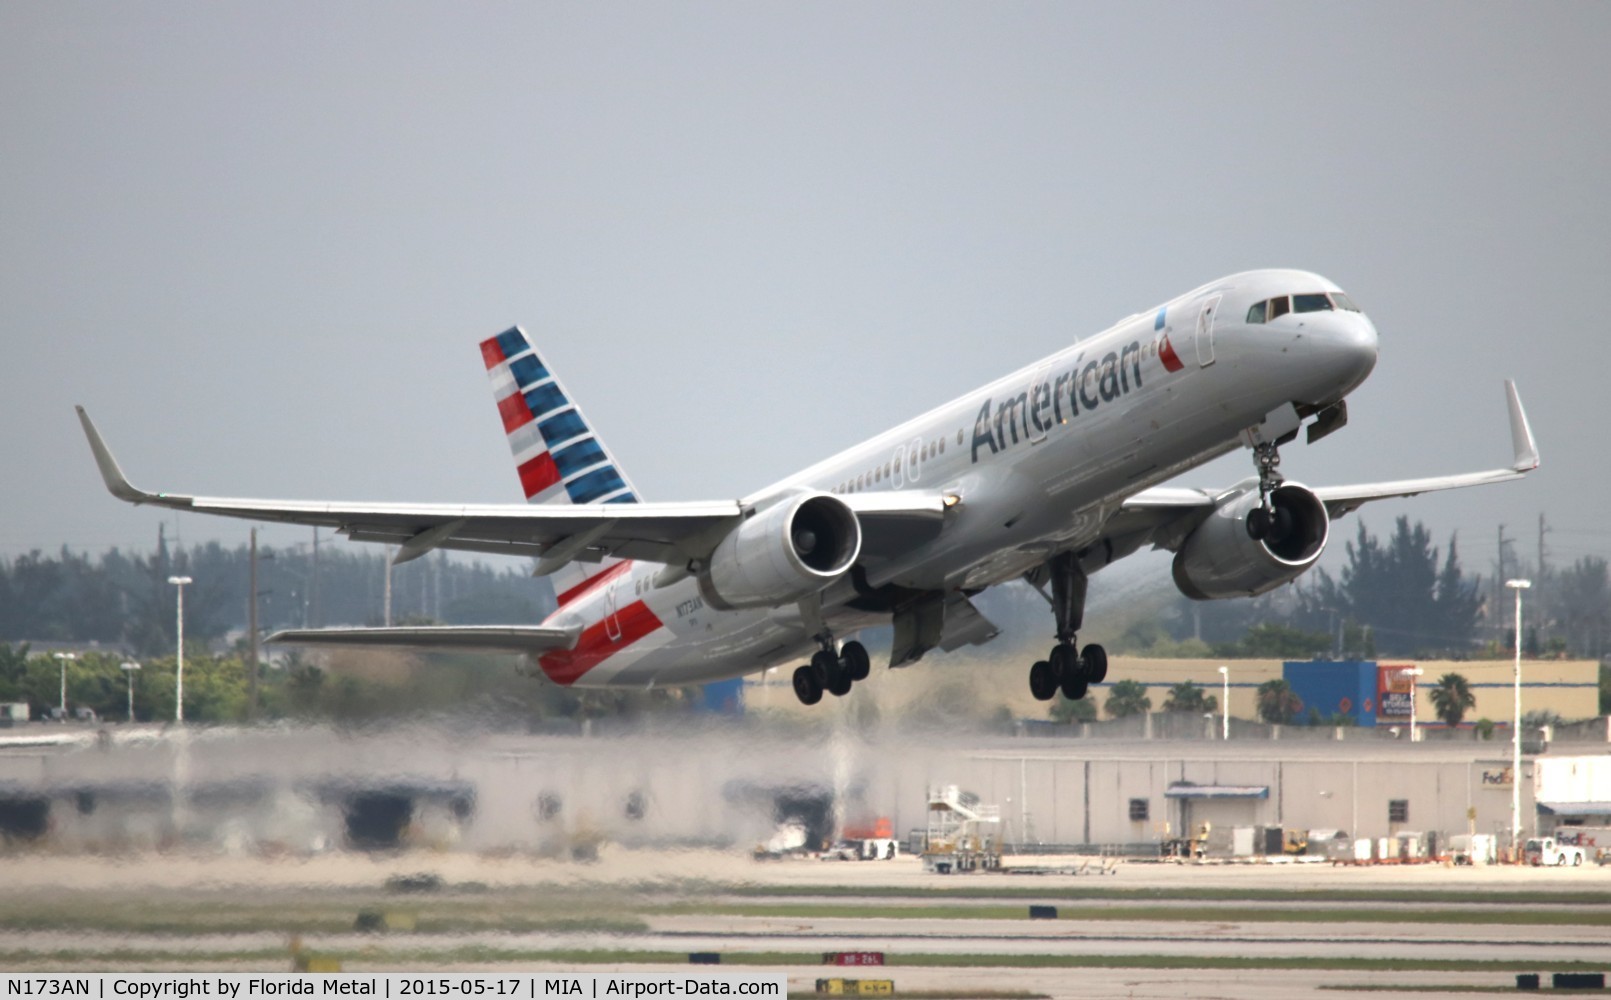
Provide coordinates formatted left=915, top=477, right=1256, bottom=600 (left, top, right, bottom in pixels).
left=77, top=407, right=741, bottom=566
left=1118, top=380, right=1539, bottom=548
left=78, top=407, right=951, bottom=570
left=267, top=624, right=580, bottom=652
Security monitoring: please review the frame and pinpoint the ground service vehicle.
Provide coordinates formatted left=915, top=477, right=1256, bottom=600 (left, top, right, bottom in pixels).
left=1525, top=836, right=1586, bottom=866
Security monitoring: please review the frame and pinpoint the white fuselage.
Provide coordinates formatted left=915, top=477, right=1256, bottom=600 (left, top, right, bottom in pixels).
left=536, top=269, right=1379, bottom=687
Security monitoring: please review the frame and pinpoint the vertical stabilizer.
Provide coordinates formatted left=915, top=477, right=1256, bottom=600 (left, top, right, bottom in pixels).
left=480, top=326, right=639, bottom=603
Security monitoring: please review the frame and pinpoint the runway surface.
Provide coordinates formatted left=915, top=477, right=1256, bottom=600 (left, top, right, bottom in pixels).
left=1, top=849, right=1606, bottom=998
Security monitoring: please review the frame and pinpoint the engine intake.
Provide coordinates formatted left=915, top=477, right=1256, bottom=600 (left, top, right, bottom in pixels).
left=1172, top=483, right=1330, bottom=600
left=698, top=493, right=861, bottom=610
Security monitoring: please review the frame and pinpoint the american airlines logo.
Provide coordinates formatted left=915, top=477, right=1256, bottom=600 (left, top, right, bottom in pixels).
left=972, top=339, right=1160, bottom=462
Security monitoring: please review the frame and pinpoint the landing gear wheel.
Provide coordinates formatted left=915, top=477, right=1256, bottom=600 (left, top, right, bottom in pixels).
left=792, top=664, right=823, bottom=706
left=1029, top=660, right=1058, bottom=701
left=841, top=641, right=871, bottom=682
left=1048, top=643, right=1078, bottom=680
left=1060, top=673, right=1088, bottom=701
left=1246, top=506, right=1272, bottom=541
left=1081, top=643, right=1108, bottom=684
left=827, top=670, right=853, bottom=697
left=813, top=649, right=851, bottom=696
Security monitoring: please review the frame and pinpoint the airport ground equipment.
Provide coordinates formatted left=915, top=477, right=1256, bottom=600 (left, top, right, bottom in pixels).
left=921, top=784, right=1001, bottom=873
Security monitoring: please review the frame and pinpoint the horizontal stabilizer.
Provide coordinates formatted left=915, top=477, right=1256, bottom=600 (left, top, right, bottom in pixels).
left=266, top=624, right=581, bottom=653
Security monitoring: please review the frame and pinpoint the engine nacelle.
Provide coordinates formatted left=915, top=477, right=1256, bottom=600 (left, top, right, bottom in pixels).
left=1172, top=483, right=1330, bottom=600
left=697, top=493, right=861, bottom=610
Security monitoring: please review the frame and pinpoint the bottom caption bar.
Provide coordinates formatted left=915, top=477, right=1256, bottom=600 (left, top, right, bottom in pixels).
left=4, top=975, right=788, bottom=1000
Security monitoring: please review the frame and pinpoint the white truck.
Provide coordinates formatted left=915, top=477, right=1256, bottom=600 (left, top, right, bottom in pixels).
left=1554, top=827, right=1611, bottom=865
left=1525, top=836, right=1587, bottom=867
left=1446, top=833, right=1496, bottom=866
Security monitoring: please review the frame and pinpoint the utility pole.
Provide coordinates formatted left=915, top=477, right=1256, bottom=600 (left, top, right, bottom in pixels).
left=1495, top=524, right=1509, bottom=638
left=1537, top=512, right=1549, bottom=582
left=310, top=527, right=321, bottom=629
left=248, top=528, right=259, bottom=720
left=383, top=547, right=393, bottom=627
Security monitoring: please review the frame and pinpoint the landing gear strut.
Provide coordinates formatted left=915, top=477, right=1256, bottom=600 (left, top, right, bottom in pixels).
left=1027, top=553, right=1107, bottom=702
left=1246, top=442, right=1286, bottom=541
left=791, top=633, right=871, bottom=705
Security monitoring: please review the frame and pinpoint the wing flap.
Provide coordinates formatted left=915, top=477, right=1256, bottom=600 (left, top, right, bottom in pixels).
left=267, top=624, right=581, bottom=653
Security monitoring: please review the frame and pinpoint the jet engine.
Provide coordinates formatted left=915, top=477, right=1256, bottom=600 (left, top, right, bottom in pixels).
left=697, top=493, right=861, bottom=610
left=1171, top=483, right=1330, bottom=600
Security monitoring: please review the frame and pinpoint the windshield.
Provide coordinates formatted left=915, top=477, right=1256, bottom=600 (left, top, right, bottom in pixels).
left=1245, top=291, right=1359, bottom=324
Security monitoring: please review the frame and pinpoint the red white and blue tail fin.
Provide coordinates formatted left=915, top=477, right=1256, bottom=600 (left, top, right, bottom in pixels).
left=480, top=326, right=638, bottom=602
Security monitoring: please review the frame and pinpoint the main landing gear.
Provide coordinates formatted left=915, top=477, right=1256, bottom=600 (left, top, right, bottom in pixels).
left=1028, top=553, right=1108, bottom=702
left=791, top=635, right=871, bottom=706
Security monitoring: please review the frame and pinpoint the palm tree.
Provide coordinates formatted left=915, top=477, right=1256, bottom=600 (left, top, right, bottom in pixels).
left=1050, top=694, right=1097, bottom=724
left=1256, top=678, right=1303, bottom=724
left=1104, top=679, right=1151, bottom=719
left=1429, top=672, right=1476, bottom=728
left=1162, top=680, right=1216, bottom=713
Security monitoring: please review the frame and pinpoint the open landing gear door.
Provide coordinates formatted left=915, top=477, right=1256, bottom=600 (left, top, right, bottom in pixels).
left=890, top=593, right=1000, bottom=668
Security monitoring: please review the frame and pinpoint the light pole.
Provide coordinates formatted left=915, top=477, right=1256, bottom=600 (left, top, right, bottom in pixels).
left=168, top=575, right=193, bottom=723
left=1218, top=665, right=1229, bottom=741
left=52, top=652, right=75, bottom=722
left=1506, top=578, right=1531, bottom=862
left=121, top=661, right=140, bottom=722
left=1408, top=667, right=1425, bottom=742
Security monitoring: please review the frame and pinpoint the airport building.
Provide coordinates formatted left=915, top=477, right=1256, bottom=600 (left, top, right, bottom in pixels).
left=750, top=655, right=1602, bottom=730
left=0, top=716, right=1605, bottom=861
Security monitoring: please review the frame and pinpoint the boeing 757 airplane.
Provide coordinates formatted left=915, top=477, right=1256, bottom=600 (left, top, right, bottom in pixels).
left=78, top=270, right=1539, bottom=705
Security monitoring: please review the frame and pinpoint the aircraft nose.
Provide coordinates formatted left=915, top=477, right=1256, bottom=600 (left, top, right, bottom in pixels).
left=1326, top=312, right=1379, bottom=392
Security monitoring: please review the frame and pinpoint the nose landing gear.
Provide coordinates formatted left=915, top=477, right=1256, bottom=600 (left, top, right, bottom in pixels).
left=1245, top=441, right=1287, bottom=541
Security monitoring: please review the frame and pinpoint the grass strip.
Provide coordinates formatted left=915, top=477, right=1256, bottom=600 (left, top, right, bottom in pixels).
left=787, top=993, right=1047, bottom=999
left=0, top=948, right=1607, bottom=975
left=719, top=882, right=1611, bottom=907
left=650, top=901, right=1611, bottom=926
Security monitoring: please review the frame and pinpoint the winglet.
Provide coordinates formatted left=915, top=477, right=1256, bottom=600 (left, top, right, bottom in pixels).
left=75, top=406, right=155, bottom=504
left=1505, top=380, right=1540, bottom=472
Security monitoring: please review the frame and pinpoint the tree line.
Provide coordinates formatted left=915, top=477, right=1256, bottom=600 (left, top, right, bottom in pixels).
left=0, top=641, right=698, bottom=725
left=1118, top=515, right=1611, bottom=662
left=0, top=527, right=554, bottom=656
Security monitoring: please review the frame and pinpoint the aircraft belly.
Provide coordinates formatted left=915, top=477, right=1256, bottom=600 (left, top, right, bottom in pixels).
left=889, top=365, right=1256, bottom=591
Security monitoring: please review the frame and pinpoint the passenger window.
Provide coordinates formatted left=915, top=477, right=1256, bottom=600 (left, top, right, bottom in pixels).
left=1246, top=300, right=1267, bottom=324
left=1293, top=293, right=1333, bottom=313
left=1267, top=296, right=1290, bottom=320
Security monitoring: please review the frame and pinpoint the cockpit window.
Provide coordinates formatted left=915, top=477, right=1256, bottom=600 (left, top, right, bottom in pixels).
left=1248, top=291, right=1362, bottom=324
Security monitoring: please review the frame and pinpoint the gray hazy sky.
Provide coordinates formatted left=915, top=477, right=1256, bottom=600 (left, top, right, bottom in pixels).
left=3, top=2, right=1608, bottom=586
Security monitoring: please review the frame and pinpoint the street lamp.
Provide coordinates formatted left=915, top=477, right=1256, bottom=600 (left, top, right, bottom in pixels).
left=168, top=575, right=193, bottom=723
left=1408, top=667, right=1425, bottom=742
left=1218, top=665, right=1229, bottom=741
left=52, top=652, right=75, bottom=722
left=121, top=661, right=140, bottom=722
left=1506, top=578, right=1531, bottom=862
